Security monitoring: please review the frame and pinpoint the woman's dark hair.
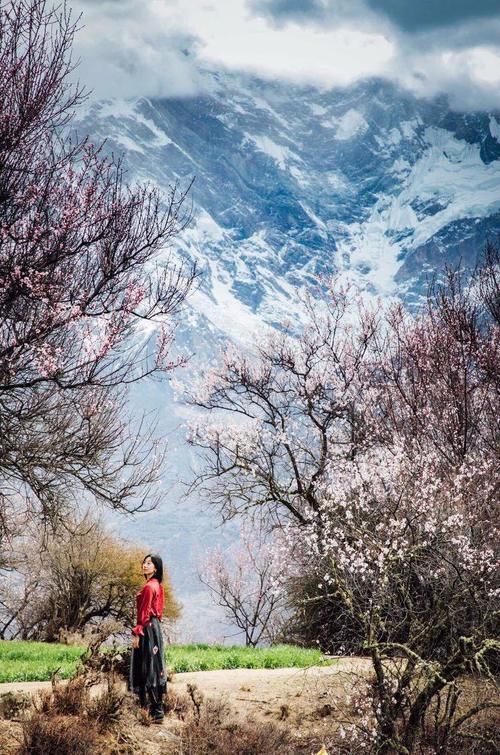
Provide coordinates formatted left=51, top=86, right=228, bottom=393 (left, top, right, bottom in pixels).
left=143, top=554, right=163, bottom=583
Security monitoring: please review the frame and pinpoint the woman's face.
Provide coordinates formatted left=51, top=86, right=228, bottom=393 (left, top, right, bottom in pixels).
left=142, top=556, right=156, bottom=578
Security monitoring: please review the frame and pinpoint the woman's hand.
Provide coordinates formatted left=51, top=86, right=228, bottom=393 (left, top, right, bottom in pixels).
left=132, top=634, right=140, bottom=649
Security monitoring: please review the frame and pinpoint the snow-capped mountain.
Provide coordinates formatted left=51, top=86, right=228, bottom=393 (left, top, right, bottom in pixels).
left=78, top=72, right=500, bottom=638
left=79, top=72, right=500, bottom=325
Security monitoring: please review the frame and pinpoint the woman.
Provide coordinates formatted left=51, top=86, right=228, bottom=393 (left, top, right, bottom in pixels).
left=129, top=554, right=167, bottom=722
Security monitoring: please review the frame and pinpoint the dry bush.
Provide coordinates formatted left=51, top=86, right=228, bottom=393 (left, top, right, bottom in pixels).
left=0, top=692, right=30, bottom=720
left=39, top=677, right=88, bottom=717
left=135, top=706, right=153, bottom=728
left=18, top=714, right=103, bottom=755
left=17, top=673, right=139, bottom=755
left=86, top=680, right=127, bottom=729
left=78, top=637, right=132, bottom=682
left=33, top=675, right=127, bottom=730
left=181, top=710, right=292, bottom=755
left=172, top=684, right=293, bottom=755
left=164, top=688, right=191, bottom=720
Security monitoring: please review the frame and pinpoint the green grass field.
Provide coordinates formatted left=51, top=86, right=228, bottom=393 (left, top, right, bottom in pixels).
left=167, top=643, right=328, bottom=672
left=0, top=641, right=330, bottom=683
left=0, top=641, right=85, bottom=683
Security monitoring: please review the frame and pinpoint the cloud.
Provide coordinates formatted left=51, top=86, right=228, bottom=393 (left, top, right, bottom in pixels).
left=195, top=2, right=393, bottom=88
left=72, top=0, right=205, bottom=99
left=249, top=0, right=500, bottom=32
left=366, top=0, right=500, bottom=33
left=70, top=0, right=500, bottom=110
left=243, top=0, right=500, bottom=110
left=249, top=0, right=357, bottom=23
left=392, top=45, right=500, bottom=111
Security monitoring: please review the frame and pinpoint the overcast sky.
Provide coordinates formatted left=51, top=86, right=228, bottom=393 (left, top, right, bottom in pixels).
left=73, top=0, right=500, bottom=110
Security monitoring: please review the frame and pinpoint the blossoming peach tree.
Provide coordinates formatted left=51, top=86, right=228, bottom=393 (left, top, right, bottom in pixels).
left=187, top=262, right=499, bottom=752
left=0, top=0, right=196, bottom=549
left=199, top=523, right=288, bottom=647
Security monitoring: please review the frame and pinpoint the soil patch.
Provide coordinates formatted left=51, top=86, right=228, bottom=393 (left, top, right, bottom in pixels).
left=170, top=658, right=371, bottom=738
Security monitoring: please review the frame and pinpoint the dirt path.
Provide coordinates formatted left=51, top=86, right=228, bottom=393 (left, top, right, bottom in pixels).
left=0, top=680, right=56, bottom=695
left=0, top=657, right=369, bottom=697
left=171, top=659, right=371, bottom=736
left=0, top=657, right=371, bottom=740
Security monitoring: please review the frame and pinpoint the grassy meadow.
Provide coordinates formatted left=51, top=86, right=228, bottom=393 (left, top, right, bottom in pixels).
left=0, top=641, right=84, bottom=683
left=167, top=643, right=327, bottom=672
left=0, top=641, right=330, bottom=683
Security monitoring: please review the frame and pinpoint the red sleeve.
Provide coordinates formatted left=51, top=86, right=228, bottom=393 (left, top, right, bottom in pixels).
left=158, top=583, right=164, bottom=619
left=132, top=583, right=154, bottom=636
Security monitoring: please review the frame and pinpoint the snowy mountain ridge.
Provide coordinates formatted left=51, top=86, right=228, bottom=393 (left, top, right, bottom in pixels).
left=78, top=72, right=500, bottom=341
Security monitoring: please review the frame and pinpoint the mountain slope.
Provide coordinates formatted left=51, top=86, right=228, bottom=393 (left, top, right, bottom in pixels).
left=78, top=73, right=500, bottom=319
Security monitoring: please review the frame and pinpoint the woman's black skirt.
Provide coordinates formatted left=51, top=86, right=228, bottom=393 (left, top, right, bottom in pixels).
left=129, top=616, right=167, bottom=695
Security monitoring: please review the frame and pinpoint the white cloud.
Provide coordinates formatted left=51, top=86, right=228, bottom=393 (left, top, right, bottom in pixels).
left=393, top=44, right=500, bottom=111
left=73, top=0, right=204, bottom=99
left=198, top=15, right=394, bottom=87
left=72, top=0, right=500, bottom=109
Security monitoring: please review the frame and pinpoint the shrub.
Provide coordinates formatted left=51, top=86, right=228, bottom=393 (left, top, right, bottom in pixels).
left=164, top=688, right=191, bottom=719
left=181, top=715, right=292, bottom=755
left=19, top=714, right=103, bottom=755
left=17, top=670, right=143, bottom=754
left=0, top=692, right=30, bottom=720
left=86, top=680, right=126, bottom=730
left=174, top=684, right=293, bottom=755
left=34, top=678, right=86, bottom=718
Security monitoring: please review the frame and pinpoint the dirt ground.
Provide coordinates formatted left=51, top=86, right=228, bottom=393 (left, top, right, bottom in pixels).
left=172, top=659, right=371, bottom=736
left=0, top=659, right=372, bottom=753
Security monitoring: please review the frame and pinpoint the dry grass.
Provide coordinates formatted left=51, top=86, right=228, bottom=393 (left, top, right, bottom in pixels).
left=0, top=692, right=31, bottom=720
left=163, top=683, right=293, bottom=755
left=10, top=675, right=142, bottom=755
left=2, top=661, right=497, bottom=755
left=18, top=714, right=103, bottom=755
left=164, top=687, right=192, bottom=719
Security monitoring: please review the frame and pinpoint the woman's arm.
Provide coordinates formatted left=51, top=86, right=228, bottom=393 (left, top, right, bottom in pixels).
left=132, top=582, right=154, bottom=636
